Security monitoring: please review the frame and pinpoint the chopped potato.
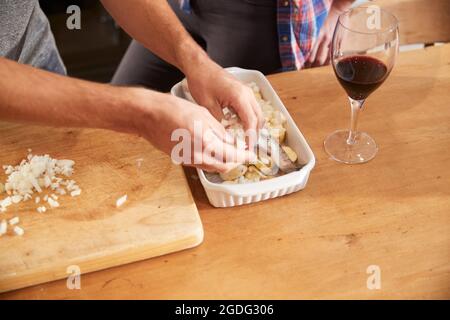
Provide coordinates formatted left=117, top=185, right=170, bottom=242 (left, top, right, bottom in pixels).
left=269, top=125, right=286, bottom=143
left=219, top=164, right=248, bottom=181
left=270, top=111, right=287, bottom=126
left=244, top=170, right=261, bottom=182
left=254, top=159, right=275, bottom=176
left=202, top=82, right=300, bottom=184
left=282, top=146, right=298, bottom=163
left=253, top=92, right=263, bottom=100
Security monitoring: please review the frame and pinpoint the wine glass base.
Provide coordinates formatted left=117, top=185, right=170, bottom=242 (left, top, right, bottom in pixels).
left=324, top=130, right=378, bottom=164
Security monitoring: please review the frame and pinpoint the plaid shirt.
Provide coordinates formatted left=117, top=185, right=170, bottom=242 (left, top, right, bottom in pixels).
left=178, top=0, right=331, bottom=71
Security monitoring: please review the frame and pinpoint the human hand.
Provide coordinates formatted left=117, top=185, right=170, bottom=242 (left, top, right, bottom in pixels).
left=184, top=61, right=264, bottom=141
left=134, top=89, right=255, bottom=173
left=305, top=0, right=354, bottom=67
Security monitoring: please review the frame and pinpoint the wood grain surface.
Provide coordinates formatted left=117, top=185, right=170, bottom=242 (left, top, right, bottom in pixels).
left=0, top=125, right=203, bottom=293
left=1, top=44, right=449, bottom=299
left=374, top=0, right=450, bottom=45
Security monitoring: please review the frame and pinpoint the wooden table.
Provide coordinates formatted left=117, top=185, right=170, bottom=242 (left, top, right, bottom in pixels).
left=2, top=44, right=449, bottom=300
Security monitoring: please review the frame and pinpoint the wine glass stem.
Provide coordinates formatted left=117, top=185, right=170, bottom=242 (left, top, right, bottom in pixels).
left=347, top=97, right=365, bottom=145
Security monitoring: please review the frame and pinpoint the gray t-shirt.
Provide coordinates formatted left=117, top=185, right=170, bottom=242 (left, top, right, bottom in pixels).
left=0, top=0, right=66, bottom=75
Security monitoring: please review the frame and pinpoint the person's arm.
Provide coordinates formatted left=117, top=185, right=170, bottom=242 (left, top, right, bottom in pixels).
left=0, top=57, right=251, bottom=172
left=0, top=57, right=140, bottom=133
left=100, top=0, right=263, bottom=135
left=305, top=0, right=355, bottom=67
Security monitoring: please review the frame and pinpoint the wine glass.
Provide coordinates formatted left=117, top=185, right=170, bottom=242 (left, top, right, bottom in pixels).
left=324, top=6, right=399, bottom=164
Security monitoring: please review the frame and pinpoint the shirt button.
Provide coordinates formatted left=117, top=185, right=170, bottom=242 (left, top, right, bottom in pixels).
left=283, top=1, right=289, bottom=6
left=281, top=35, right=288, bottom=42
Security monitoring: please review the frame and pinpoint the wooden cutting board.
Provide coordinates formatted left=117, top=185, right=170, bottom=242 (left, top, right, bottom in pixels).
left=0, top=122, right=203, bottom=293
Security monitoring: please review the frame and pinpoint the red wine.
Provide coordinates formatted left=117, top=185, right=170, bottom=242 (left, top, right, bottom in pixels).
left=334, top=56, right=388, bottom=100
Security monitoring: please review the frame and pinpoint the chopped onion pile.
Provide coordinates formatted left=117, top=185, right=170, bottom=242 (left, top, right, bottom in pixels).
left=0, top=151, right=81, bottom=237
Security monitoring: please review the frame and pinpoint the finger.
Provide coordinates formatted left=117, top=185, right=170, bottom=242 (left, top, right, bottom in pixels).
left=313, top=39, right=331, bottom=67
left=221, top=140, right=257, bottom=164
left=205, top=101, right=224, bottom=121
left=245, top=125, right=258, bottom=153
left=202, top=111, right=233, bottom=143
left=249, top=96, right=264, bottom=152
left=185, top=157, right=237, bottom=173
left=231, top=95, right=259, bottom=150
left=324, top=47, right=331, bottom=65
left=306, top=34, right=322, bottom=67
left=236, top=99, right=258, bottom=133
left=205, top=136, right=256, bottom=165
left=250, top=97, right=264, bottom=129
left=198, top=158, right=241, bottom=174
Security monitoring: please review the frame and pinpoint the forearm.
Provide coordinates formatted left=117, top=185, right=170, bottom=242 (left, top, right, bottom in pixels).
left=0, top=57, right=152, bottom=134
left=101, top=0, right=263, bottom=132
left=101, top=0, right=211, bottom=75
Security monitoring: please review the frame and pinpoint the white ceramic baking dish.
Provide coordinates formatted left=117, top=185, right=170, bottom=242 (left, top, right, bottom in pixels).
left=170, top=67, right=315, bottom=207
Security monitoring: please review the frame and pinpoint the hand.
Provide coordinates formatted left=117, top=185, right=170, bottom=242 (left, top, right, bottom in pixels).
left=134, top=89, right=255, bottom=173
left=305, top=0, right=353, bottom=67
left=305, top=12, right=338, bottom=67
left=184, top=61, right=264, bottom=138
